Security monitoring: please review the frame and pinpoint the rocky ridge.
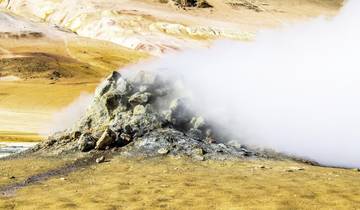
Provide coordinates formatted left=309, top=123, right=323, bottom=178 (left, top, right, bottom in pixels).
left=34, top=71, right=254, bottom=160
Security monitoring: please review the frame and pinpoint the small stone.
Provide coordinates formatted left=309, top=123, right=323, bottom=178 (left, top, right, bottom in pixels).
left=60, top=177, right=66, bottom=181
left=193, top=148, right=204, bottom=156
left=120, top=133, right=132, bottom=142
left=193, top=155, right=205, bottom=161
left=286, top=167, right=305, bottom=172
left=133, top=105, right=146, bottom=115
left=96, top=156, right=105, bottom=163
left=157, top=148, right=169, bottom=155
left=206, top=137, right=216, bottom=144
left=9, top=176, right=16, bottom=179
left=352, top=168, right=360, bottom=172
left=128, top=92, right=151, bottom=105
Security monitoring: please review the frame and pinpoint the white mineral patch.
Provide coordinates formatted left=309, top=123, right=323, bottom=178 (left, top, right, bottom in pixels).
left=0, top=142, right=36, bottom=158
left=0, top=75, right=21, bottom=81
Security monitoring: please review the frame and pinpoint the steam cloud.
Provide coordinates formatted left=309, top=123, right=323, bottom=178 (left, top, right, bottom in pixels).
left=42, top=94, right=93, bottom=136
left=127, top=0, right=360, bottom=168
left=50, top=0, right=359, bottom=168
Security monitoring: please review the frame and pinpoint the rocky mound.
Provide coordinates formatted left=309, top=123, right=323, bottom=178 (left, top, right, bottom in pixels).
left=34, top=70, right=254, bottom=160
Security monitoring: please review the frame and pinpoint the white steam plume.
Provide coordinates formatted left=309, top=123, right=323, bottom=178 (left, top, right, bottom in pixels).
left=41, top=93, right=93, bottom=135
left=127, top=1, right=360, bottom=168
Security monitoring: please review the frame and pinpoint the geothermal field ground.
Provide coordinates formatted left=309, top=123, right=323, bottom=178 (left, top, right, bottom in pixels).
left=1, top=0, right=360, bottom=209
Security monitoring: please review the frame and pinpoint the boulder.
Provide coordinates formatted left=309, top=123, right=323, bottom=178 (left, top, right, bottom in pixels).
left=95, top=128, right=116, bottom=150
left=78, top=133, right=96, bottom=152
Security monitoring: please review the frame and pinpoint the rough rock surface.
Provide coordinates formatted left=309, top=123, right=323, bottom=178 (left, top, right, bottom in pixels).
left=34, top=70, right=254, bottom=160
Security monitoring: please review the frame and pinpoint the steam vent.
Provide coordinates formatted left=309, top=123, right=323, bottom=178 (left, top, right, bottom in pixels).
left=34, top=71, right=253, bottom=160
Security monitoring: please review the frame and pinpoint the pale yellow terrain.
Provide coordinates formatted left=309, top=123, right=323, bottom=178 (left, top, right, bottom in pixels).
left=0, top=12, right=147, bottom=141
left=0, top=156, right=359, bottom=209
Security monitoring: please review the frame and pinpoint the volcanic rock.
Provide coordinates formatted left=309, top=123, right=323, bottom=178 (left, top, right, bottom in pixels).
left=95, top=128, right=116, bottom=150
left=78, top=133, right=96, bottom=152
left=96, top=156, right=105, bottom=164
left=35, top=70, right=254, bottom=160
left=128, top=92, right=152, bottom=105
left=157, top=148, right=169, bottom=155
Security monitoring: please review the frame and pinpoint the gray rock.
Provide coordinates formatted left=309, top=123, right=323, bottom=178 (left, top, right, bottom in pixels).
left=96, top=156, right=105, bottom=163
left=133, top=105, right=146, bottom=115
left=128, top=92, right=152, bottom=105
left=119, top=133, right=132, bottom=143
left=192, top=148, right=204, bottom=156
left=78, top=133, right=96, bottom=152
left=95, top=71, right=121, bottom=97
left=187, top=128, right=205, bottom=141
left=157, top=148, right=169, bottom=155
